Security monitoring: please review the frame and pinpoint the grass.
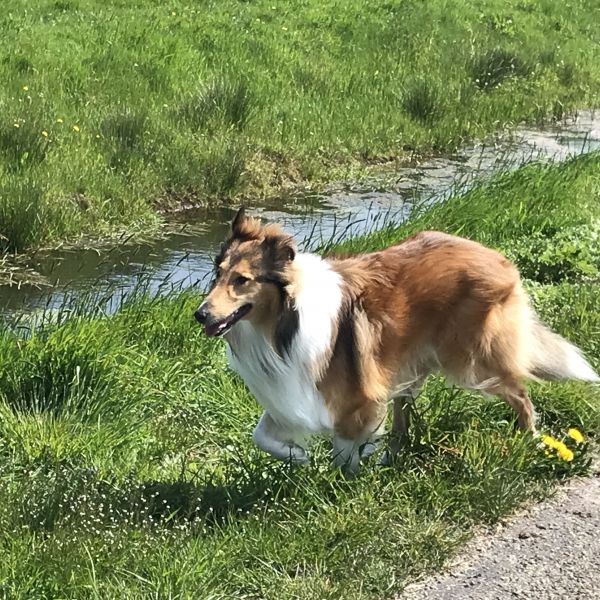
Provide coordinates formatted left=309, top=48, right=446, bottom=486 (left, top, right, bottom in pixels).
left=0, top=152, right=599, bottom=598
left=0, top=0, right=600, bottom=254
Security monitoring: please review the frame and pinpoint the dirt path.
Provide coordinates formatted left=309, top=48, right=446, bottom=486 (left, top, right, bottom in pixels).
left=400, top=466, right=600, bottom=600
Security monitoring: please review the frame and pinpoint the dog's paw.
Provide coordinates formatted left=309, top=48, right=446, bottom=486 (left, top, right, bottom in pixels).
left=377, top=449, right=401, bottom=467
left=288, top=444, right=310, bottom=465
left=377, top=449, right=392, bottom=466
left=359, top=440, right=380, bottom=460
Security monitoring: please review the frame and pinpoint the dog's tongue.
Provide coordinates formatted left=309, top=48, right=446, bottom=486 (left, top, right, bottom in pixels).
left=204, top=322, right=222, bottom=337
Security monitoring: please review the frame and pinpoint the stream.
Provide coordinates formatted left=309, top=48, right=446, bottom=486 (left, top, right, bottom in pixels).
left=1, top=111, right=598, bottom=318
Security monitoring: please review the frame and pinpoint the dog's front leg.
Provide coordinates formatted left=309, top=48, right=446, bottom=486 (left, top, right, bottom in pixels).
left=331, top=436, right=361, bottom=475
left=252, top=412, right=309, bottom=465
left=332, top=405, right=388, bottom=475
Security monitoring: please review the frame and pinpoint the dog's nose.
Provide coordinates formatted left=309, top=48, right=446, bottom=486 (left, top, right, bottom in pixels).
left=194, top=304, right=209, bottom=324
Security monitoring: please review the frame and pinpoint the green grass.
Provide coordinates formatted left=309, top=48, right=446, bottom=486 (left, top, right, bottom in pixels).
left=1, top=0, right=600, bottom=253
left=1, top=153, right=599, bottom=598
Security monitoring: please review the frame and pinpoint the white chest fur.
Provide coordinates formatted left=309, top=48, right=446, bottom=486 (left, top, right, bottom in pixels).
left=225, top=253, right=342, bottom=439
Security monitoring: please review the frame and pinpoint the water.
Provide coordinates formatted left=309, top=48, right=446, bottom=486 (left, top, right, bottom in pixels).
left=1, top=111, right=599, bottom=317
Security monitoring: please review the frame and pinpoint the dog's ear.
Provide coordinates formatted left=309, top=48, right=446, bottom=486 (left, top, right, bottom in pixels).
left=230, top=207, right=264, bottom=242
left=262, top=234, right=296, bottom=266
left=231, top=207, right=247, bottom=235
left=280, top=242, right=295, bottom=262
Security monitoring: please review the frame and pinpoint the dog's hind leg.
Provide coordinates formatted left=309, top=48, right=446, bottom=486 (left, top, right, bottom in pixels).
left=252, top=412, right=309, bottom=465
left=482, top=379, right=537, bottom=433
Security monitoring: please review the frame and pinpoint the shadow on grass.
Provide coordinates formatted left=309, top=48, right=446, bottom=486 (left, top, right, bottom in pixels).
left=138, top=466, right=295, bottom=525
left=7, top=454, right=323, bottom=533
left=4, top=382, right=594, bottom=535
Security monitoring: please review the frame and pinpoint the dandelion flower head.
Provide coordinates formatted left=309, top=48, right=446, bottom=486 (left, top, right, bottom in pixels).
left=567, top=428, right=584, bottom=444
left=556, top=444, right=574, bottom=462
left=541, top=435, right=560, bottom=449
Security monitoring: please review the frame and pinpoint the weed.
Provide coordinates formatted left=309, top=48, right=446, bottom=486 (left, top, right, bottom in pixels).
left=177, top=77, right=252, bottom=132
left=53, top=0, right=79, bottom=11
left=401, top=78, right=442, bottom=123
left=100, top=108, right=148, bottom=169
left=557, top=61, right=576, bottom=87
left=0, top=116, right=49, bottom=172
left=201, top=140, right=246, bottom=196
left=100, top=110, right=147, bottom=151
left=0, top=177, right=46, bottom=252
left=2, top=54, right=34, bottom=75
left=471, top=48, right=531, bottom=89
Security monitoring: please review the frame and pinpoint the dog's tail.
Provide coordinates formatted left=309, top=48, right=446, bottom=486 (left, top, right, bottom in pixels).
left=529, top=319, right=599, bottom=382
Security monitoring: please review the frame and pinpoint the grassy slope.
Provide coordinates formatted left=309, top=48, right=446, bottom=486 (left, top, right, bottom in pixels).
left=0, top=153, right=599, bottom=599
left=1, top=0, right=600, bottom=253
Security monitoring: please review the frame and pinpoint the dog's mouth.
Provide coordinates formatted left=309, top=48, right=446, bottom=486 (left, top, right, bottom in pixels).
left=204, top=304, right=252, bottom=337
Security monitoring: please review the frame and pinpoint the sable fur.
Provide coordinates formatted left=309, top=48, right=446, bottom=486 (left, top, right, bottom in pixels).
left=195, top=210, right=599, bottom=472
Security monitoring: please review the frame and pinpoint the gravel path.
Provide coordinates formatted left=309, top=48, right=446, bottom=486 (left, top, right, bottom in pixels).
left=400, top=465, right=600, bottom=600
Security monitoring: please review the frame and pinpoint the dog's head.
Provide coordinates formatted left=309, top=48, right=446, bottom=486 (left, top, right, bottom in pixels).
left=194, top=208, right=297, bottom=337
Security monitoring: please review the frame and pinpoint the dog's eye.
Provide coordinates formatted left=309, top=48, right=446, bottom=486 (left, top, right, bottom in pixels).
left=233, top=275, right=250, bottom=286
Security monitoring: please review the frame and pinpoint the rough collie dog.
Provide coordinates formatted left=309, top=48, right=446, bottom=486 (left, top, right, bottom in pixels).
left=194, top=209, right=598, bottom=473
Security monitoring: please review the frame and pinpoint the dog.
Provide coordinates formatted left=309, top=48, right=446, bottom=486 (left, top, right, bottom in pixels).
left=194, top=208, right=598, bottom=473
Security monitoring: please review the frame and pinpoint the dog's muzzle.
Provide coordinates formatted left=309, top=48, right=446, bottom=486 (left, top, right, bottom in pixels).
left=194, top=303, right=209, bottom=324
left=194, top=303, right=252, bottom=337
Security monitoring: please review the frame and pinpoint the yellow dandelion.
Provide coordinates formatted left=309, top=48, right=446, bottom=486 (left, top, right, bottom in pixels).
left=171, top=11, right=176, bottom=16
left=72, top=125, right=80, bottom=132
left=13, top=123, right=20, bottom=128
left=556, top=444, right=574, bottom=462
left=56, top=118, right=64, bottom=124
left=22, top=85, right=29, bottom=92
left=567, top=428, right=584, bottom=444
left=541, top=435, right=560, bottom=449
left=41, top=131, right=48, bottom=137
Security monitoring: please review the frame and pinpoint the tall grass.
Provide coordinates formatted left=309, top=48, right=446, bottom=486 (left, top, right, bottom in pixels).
left=0, top=0, right=599, bottom=253
left=336, top=152, right=600, bottom=286
left=0, top=153, right=599, bottom=598
left=0, top=176, right=47, bottom=253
